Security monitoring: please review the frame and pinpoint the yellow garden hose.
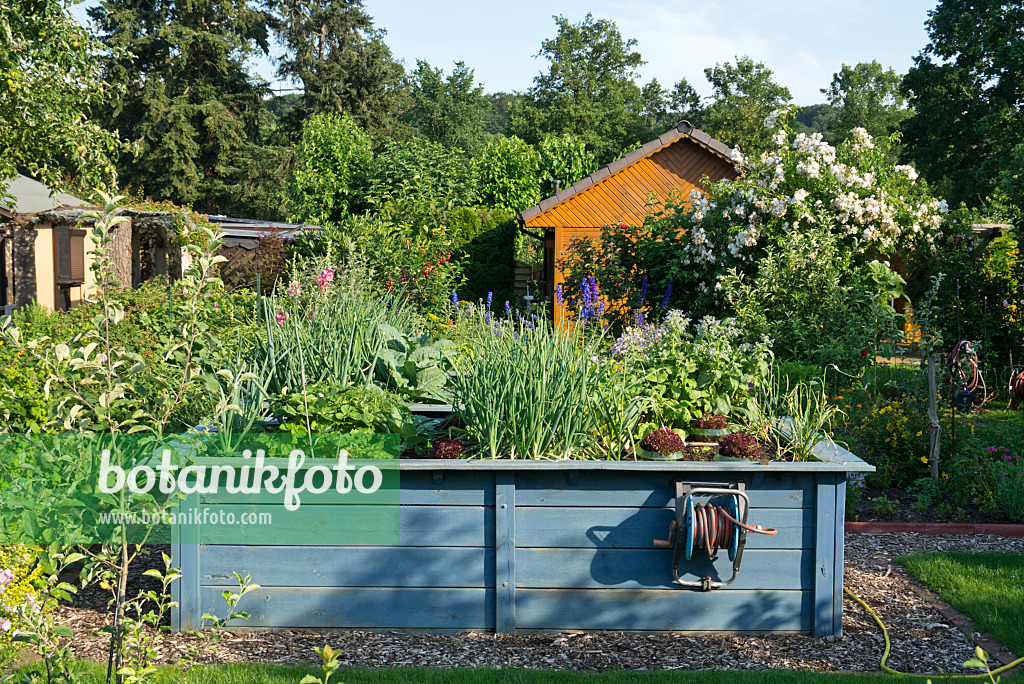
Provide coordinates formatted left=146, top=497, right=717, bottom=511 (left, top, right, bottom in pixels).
left=843, top=586, right=1024, bottom=678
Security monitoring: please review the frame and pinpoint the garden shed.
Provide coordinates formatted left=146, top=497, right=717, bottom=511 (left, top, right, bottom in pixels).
left=516, top=121, right=738, bottom=303
left=0, top=175, right=114, bottom=313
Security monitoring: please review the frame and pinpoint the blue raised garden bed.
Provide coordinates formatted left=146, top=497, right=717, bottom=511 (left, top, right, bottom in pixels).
left=171, top=440, right=871, bottom=636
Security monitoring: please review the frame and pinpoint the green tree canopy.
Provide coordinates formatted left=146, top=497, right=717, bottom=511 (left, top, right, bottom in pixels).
left=701, top=56, right=792, bottom=154
left=475, top=136, right=541, bottom=213
left=89, top=0, right=272, bottom=213
left=823, top=61, right=908, bottom=146
left=272, top=0, right=407, bottom=136
left=508, top=13, right=663, bottom=165
left=902, top=0, right=1024, bottom=208
left=0, top=0, right=121, bottom=198
left=537, top=134, right=597, bottom=197
left=403, top=60, right=489, bottom=156
left=289, top=113, right=373, bottom=224
left=367, top=137, right=479, bottom=212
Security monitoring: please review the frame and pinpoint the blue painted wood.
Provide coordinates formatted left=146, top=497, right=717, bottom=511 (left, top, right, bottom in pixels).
left=200, top=586, right=494, bottom=629
left=832, top=475, right=847, bottom=637
left=812, top=473, right=838, bottom=637
left=400, top=471, right=494, bottom=506
left=201, top=546, right=494, bottom=587
left=170, top=494, right=200, bottom=632
left=196, top=505, right=491, bottom=547
left=515, top=506, right=812, bottom=550
left=515, top=548, right=811, bottom=590
left=173, top=460, right=863, bottom=636
left=515, top=589, right=811, bottom=632
left=514, top=471, right=811, bottom=508
left=495, top=473, right=516, bottom=634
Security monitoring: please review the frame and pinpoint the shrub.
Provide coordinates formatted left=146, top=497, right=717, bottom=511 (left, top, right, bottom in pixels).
left=719, top=432, right=761, bottom=460
left=723, top=229, right=907, bottom=373
left=537, top=134, right=597, bottom=197
left=446, top=206, right=517, bottom=305
left=366, top=138, right=479, bottom=211
left=273, top=383, right=412, bottom=435
left=995, top=448, right=1024, bottom=522
left=0, top=546, right=43, bottom=671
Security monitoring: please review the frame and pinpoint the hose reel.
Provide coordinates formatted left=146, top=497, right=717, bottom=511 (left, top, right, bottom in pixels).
left=653, top=481, right=777, bottom=591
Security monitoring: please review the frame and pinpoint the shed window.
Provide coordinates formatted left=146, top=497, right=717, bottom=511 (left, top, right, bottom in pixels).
left=56, top=225, right=86, bottom=284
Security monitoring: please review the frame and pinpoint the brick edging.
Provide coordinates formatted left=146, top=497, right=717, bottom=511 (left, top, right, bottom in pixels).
left=846, top=522, right=1024, bottom=537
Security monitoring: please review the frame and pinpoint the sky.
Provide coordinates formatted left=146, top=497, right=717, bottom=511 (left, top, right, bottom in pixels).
left=73, top=0, right=940, bottom=105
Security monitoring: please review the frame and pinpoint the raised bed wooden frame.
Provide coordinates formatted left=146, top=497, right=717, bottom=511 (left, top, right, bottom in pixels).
left=171, top=441, right=871, bottom=636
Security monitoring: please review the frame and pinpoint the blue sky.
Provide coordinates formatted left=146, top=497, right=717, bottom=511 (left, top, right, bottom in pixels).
left=73, top=0, right=940, bottom=105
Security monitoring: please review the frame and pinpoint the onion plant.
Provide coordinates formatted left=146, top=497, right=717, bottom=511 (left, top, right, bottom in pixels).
left=258, top=273, right=416, bottom=394
left=744, top=364, right=844, bottom=461
left=452, top=311, right=605, bottom=460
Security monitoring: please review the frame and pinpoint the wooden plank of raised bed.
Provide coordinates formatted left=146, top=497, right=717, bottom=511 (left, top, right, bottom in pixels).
left=513, top=471, right=811, bottom=508
left=515, top=548, right=811, bottom=591
left=514, top=588, right=810, bottom=632
left=515, top=506, right=812, bottom=550
left=813, top=473, right=839, bottom=637
left=193, top=504, right=493, bottom=546
left=199, top=586, right=495, bottom=630
left=201, top=546, right=494, bottom=588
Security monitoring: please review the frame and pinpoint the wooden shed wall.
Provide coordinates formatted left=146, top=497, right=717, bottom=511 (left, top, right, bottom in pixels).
left=524, top=139, right=737, bottom=232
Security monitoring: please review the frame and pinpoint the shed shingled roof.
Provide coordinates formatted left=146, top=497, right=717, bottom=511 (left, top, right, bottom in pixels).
left=515, top=122, right=732, bottom=225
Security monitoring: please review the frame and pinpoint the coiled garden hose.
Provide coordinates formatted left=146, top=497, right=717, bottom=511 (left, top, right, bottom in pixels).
left=843, top=586, right=1024, bottom=678
left=692, top=502, right=777, bottom=557
left=1009, top=368, right=1024, bottom=409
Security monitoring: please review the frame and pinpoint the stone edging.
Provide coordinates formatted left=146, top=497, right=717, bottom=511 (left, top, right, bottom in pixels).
left=846, top=522, right=1024, bottom=537
left=887, top=563, right=1021, bottom=668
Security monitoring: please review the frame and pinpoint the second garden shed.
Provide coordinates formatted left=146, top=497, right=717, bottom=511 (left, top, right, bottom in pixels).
left=516, top=121, right=738, bottom=302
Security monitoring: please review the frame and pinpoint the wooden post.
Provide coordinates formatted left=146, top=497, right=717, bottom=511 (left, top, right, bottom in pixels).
left=495, top=473, right=516, bottom=634
left=927, top=355, right=941, bottom=482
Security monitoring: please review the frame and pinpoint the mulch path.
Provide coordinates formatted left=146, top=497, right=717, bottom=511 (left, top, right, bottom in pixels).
left=43, top=533, right=1024, bottom=675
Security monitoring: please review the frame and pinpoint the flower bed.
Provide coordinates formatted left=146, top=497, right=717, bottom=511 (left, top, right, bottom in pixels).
left=171, top=437, right=870, bottom=636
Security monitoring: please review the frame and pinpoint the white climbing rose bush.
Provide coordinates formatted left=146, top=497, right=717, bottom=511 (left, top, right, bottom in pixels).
left=643, top=107, right=952, bottom=311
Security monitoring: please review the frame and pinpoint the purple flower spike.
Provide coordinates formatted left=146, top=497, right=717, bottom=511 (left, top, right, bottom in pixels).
left=639, top=275, right=648, bottom=304
left=452, top=291, right=458, bottom=308
left=505, top=300, right=512, bottom=317
left=555, top=284, right=563, bottom=306
left=660, top=284, right=673, bottom=310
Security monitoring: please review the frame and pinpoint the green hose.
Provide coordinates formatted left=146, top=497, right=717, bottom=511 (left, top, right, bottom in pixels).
left=843, top=586, right=1024, bottom=679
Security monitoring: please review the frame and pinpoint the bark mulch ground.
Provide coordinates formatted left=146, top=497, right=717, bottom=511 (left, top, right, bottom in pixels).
left=44, top=533, right=1024, bottom=674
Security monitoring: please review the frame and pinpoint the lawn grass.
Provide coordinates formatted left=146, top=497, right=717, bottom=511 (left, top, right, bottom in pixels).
left=898, top=551, right=1024, bottom=656
left=13, top=660, right=1024, bottom=683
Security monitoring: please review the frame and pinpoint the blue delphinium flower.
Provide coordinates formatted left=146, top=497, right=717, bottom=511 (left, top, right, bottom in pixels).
left=660, top=284, right=673, bottom=310
left=639, top=274, right=648, bottom=304
left=486, top=291, right=493, bottom=307
left=452, top=291, right=458, bottom=307
left=505, top=300, right=512, bottom=317
left=555, top=284, right=563, bottom=307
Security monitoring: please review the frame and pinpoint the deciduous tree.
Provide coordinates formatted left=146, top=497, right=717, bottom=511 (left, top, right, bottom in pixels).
left=0, top=0, right=120, bottom=198
left=823, top=61, right=908, bottom=146
left=701, top=56, right=792, bottom=154
left=902, top=0, right=1024, bottom=208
